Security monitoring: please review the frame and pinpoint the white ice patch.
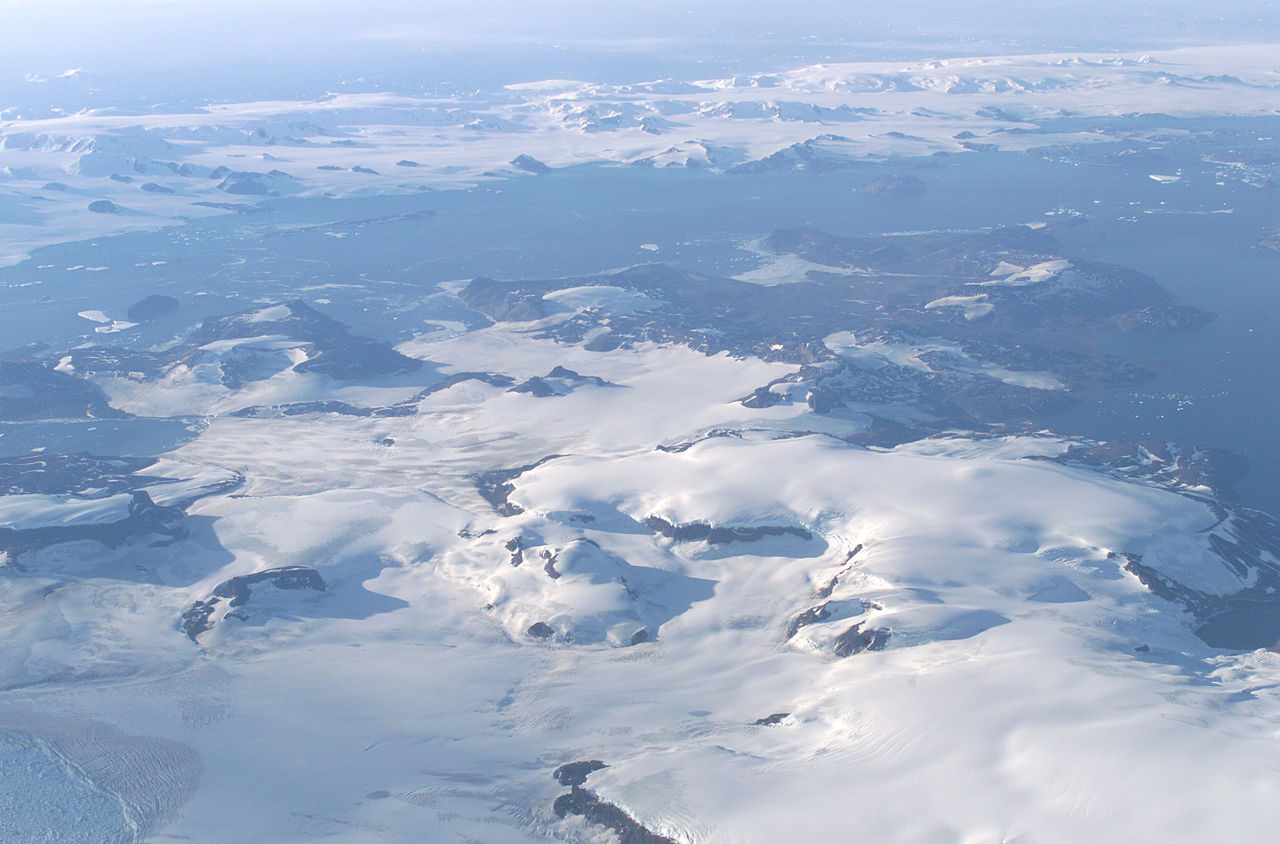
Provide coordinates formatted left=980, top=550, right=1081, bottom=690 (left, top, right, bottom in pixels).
left=978, top=258, right=1071, bottom=286
left=243, top=304, right=293, bottom=323
left=94, top=320, right=138, bottom=334
left=924, top=293, right=994, bottom=320
left=824, top=331, right=1066, bottom=390
left=543, top=285, right=659, bottom=316
left=0, top=492, right=133, bottom=530
left=733, top=239, right=855, bottom=286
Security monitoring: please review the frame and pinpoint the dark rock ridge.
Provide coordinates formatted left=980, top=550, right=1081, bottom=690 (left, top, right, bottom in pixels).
left=509, top=377, right=557, bottom=397
left=1113, top=506, right=1280, bottom=650
left=235, top=370, right=526, bottom=418
left=1052, top=439, right=1249, bottom=500
left=645, top=515, right=813, bottom=544
left=784, top=604, right=832, bottom=640
left=261, top=209, right=436, bottom=238
left=859, top=173, right=927, bottom=196
left=181, top=566, right=326, bottom=641
left=510, top=154, right=551, bottom=175
left=0, top=456, right=241, bottom=565
left=190, top=301, right=420, bottom=381
left=504, top=536, right=525, bottom=567
left=1, top=491, right=186, bottom=560
left=190, top=200, right=268, bottom=214
left=230, top=401, right=415, bottom=419
left=55, top=300, right=421, bottom=388
left=655, top=427, right=745, bottom=454
left=474, top=455, right=563, bottom=516
left=509, top=366, right=613, bottom=397
left=785, top=596, right=879, bottom=641
left=753, top=712, right=790, bottom=726
left=553, top=760, right=607, bottom=786
left=456, top=226, right=1211, bottom=440
left=0, top=361, right=127, bottom=421
left=0, top=453, right=157, bottom=496
left=216, top=169, right=298, bottom=196
left=417, top=371, right=516, bottom=398
left=833, top=621, right=891, bottom=657
left=816, top=544, right=864, bottom=599
left=730, top=134, right=866, bottom=173
left=551, top=762, right=677, bottom=844
left=740, top=386, right=783, bottom=408
left=526, top=621, right=555, bottom=640
left=1111, top=303, right=1214, bottom=331
left=127, top=294, right=179, bottom=322
left=459, top=277, right=550, bottom=322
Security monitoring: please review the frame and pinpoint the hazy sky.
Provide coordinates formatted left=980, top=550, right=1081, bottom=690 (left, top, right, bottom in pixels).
left=3, top=1, right=1278, bottom=106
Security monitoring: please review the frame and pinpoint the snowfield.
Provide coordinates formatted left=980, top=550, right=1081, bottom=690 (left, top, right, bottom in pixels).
left=3, top=322, right=1279, bottom=841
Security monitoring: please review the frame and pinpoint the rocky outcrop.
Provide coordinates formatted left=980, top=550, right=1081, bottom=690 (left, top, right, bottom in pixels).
left=415, top=371, right=516, bottom=399
left=833, top=621, right=891, bottom=657
left=784, top=604, right=832, bottom=640
left=216, top=169, right=298, bottom=196
left=1, top=491, right=185, bottom=560
left=181, top=566, right=326, bottom=641
left=551, top=762, right=676, bottom=844
left=229, top=400, right=415, bottom=419
left=459, top=277, right=549, bottom=322
left=859, top=173, right=927, bottom=196
left=0, top=453, right=156, bottom=496
left=645, top=515, right=813, bottom=544
left=1112, top=303, right=1214, bottom=331
left=509, top=366, right=613, bottom=397
left=554, top=761, right=607, bottom=786
left=526, top=621, right=555, bottom=640
left=126, top=295, right=179, bottom=322
left=1113, top=507, right=1280, bottom=650
left=59, top=299, right=422, bottom=389
left=511, top=154, right=551, bottom=175
left=740, top=386, right=783, bottom=408
left=474, top=456, right=563, bottom=516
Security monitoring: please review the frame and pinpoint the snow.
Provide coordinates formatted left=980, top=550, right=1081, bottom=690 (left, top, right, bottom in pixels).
left=0, top=492, right=133, bottom=530
left=4, top=320, right=1278, bottom=840
left=543, top=285, right=660, bottom=316
left=924, top=293, right=995, bottom=320
left=979, top=258, right=1072, bottom=286
left=824, top=331, right=1066, bottom=390
left=4, top=35, right=1280, bottom=844
left=733, top=243, right=855, bottom=286
left=3, top=43, right=1280, bottom=266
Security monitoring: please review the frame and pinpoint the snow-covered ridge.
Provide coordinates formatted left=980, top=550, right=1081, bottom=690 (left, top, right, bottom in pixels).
left=3, top=43, right=1279, bottom=266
